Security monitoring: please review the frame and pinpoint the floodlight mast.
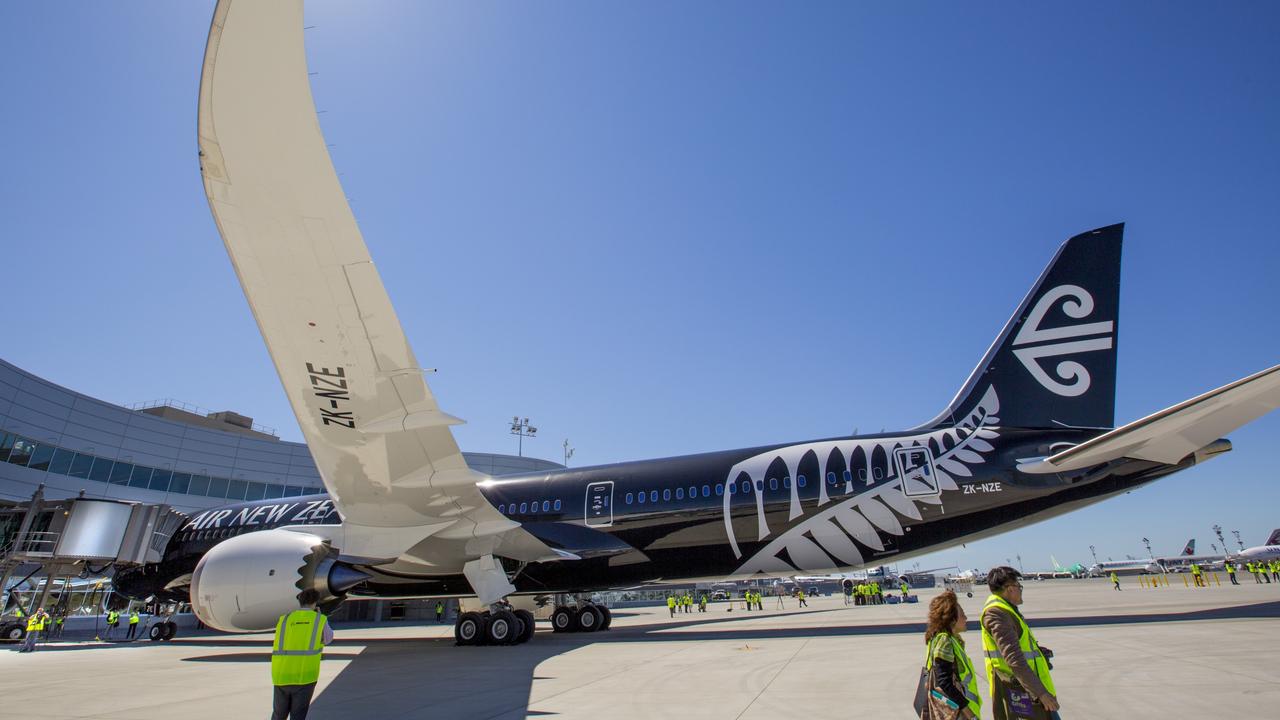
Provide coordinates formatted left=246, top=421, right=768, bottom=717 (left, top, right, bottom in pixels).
left=510, top=417, right=537, bottom=457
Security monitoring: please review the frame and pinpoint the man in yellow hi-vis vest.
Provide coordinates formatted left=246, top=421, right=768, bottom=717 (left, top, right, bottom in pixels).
left=981, top=567, right=1059, bottom=719
left=272, top=590, right=332, bottom=720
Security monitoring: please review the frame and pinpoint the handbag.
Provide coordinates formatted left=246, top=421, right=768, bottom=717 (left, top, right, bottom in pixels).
left=914, top=636, right=964, bottom=720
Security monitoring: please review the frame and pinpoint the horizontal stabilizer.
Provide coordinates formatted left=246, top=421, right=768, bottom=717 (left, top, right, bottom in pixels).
left=1022, top=363, right=1280, bottom=473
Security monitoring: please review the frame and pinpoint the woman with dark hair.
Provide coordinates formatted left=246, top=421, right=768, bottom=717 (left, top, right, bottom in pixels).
left=921, top=590, right=981, bottom=720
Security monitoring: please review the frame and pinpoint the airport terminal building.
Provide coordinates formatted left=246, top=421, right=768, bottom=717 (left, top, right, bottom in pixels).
left=0, top=357, right=561, bottom=514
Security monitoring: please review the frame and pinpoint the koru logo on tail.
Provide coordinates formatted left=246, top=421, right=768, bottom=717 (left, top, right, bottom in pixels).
left=1012, top=285, right=1113, bottom=397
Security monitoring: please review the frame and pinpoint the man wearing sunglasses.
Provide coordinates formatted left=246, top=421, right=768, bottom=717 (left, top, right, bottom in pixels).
left=981, top=567, right=1061, bottom=719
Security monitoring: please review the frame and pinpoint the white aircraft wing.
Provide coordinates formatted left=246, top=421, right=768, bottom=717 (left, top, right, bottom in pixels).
left=1025, top=364, right=1280, bottom=473
left=198, top=0, right=516, bottom=559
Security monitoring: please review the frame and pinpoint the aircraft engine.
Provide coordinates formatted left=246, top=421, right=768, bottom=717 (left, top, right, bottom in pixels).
left=189, top=528, right=368, bottom=632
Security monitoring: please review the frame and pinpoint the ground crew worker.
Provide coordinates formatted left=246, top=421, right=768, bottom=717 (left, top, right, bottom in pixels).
left=1225, top=561, right=1238, bottom=585
left=271, top=589, right=332, bottom=720
left=699, top=594, right=707, bottom=612
left=667, top=595, right=676, bottom=618
left=685, top=593, right=693, bottom=613
left=980, top=566, right=1060, bottom=719
left=924, top=590, right=981, bottom=720
left=901, top=579, right=911, bottom=598
left=19, top=606, right=47, bottom=653
left=106, top=608, right=120, bottom=640
left=1251, top=561, right=1263, bottom=583
left=53, top=614, right=65, bottom=639
left=1271, top=560, right=1279, bottom=583
left=13, top=606, right=24, bottom=620
left=127, top=609, right=141, bottom=640
left=435, top=601, right=444, bottom=623
left=1111, top=571, right=1121, bottom=591
left=1190, top=563, right=1204, bottom=587
left=798, top=589, right=808, bottom=607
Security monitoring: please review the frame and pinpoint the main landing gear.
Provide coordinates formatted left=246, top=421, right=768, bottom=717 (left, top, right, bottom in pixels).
left=550, top=599, right=612, bottom=634
left=454, top=603, right=536, bottom=646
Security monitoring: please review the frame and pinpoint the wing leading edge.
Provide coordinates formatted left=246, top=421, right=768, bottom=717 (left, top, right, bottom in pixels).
left=197, top=0, right=514, bottom=558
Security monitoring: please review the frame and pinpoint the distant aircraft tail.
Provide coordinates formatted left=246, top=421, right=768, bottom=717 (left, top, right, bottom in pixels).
left=1267, top=529, right=1280, bottom=546
left=918, top=224, right=1123, bottom=430
left=1181, top=539, right=1195, bottom=556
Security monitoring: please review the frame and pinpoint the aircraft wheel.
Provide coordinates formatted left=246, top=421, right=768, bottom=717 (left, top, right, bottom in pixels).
left=162, top=621, right=177, bottom=641
left=513, top=609, right=536, bottom=644
left=3, top=624, right=23, bottom=641
left=148, top=624, right=165, bottom=642
left=485, top=610, right=517, bottom=645
left=551, top=606, right=576, bottom=633
left=576, top=604, right=602, bottom=633
left=455, top=611, right=484, bottom=646
left=597, top=605, right=612, bottom=630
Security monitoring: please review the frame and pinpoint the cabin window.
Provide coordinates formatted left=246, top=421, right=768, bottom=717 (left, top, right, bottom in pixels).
left=625, top=493, right=634, bottom=505
left=715, top=484, right=724, bottom=496
left=783, top=477, right=791, bottom=489
left=650, top=490, right=658, bottom=503
left=637, top=491, right=646, bottom=504
left=827, top=472, right=837, bottom=486
left=755, top=479, right=764, bottom=492
left=858, top=469, right=868, bottom=482
left=702, top=485, right=711, bottom=497
left=498, top=504, right=505, bottom=514
left=770, top=478, right=779, bottom=491
left=797, top=475, right=807, bottom=488
left=663, top=489, right=671, bottom=501
left=554, top=499, right=562, bottom=511
left=519, top=502, right=528, bottom=513
left=542, top=500, right=550, bottom=512
left=742, top=481, right=751, bottom=494
left=676, top=487, right=684, bottom=500
left=873, top=467, right=883, bottom=480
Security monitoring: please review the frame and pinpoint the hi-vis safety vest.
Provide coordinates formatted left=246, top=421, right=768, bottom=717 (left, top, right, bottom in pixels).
left=925, top=632, right=982, bottom=715
left=980, top=594, right=1056, bottom=698
left=107, top=611, right=119, bottom=625
left=129, top=613, right=139, bottom=625
left=272, top=610, right=327, bottom=686
left=26, top=615, right=41, bottom=632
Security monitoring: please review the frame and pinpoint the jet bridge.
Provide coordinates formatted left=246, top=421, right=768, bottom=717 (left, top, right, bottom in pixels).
left=0, top=485, right=186, bottom=619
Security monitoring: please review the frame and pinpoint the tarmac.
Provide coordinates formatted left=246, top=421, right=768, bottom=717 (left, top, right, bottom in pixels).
left=1, top=576, right=1277, bottom=719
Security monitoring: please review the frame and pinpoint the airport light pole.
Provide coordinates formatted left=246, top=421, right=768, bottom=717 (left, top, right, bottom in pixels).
left=510, top=417, right=537, bottom=457
left=1213, top=525, right=1227, bottom=556
left=1089, top=545, right=1098, bottom=565
left=1232, top=530, right=1244, bottom=552
left=1142, top=537, right=1153, bottom=560
left=563, top=439, right=575, bottom=466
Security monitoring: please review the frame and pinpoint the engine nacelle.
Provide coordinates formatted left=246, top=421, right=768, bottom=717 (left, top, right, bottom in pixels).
left=190, top=528, right=365, bottom=632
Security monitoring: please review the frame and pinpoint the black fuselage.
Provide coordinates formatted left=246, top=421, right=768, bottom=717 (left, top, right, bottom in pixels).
left=115, top=422, right=1192, bottom=603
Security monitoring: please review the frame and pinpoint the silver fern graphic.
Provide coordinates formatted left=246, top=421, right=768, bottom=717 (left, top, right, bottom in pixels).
left=722, top=386, right=1001, bottom=576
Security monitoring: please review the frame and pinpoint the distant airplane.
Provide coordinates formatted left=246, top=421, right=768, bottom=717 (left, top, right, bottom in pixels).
left=1231, top=529, right=1280, bottom=564
left=1155, top=538, right=1226, bottom=571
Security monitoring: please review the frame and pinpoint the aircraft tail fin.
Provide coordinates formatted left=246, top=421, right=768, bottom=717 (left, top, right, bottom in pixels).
left=1267, top=529, right=1280, bottom=546
left=918, top=224, right=1123, bottom=430
left=1182, top=539, right=1195, bottom=556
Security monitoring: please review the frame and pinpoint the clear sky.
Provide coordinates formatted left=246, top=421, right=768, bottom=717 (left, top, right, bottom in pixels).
left=2, top=2, right=1278, bottom=573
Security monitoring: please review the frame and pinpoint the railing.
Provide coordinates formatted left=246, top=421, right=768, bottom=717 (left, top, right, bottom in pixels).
left=1, top=531, right=60, bottom=558
left=125, top=398, right=278, bottom=437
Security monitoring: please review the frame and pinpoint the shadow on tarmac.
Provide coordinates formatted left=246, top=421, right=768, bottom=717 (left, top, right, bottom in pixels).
left=166, top=599, right=1280, bottom=719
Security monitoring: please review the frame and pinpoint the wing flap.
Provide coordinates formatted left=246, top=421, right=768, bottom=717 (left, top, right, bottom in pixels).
left=1032, top=364, right=1280, bottom=472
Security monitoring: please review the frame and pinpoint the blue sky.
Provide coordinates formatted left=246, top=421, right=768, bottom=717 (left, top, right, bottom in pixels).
left=2, top=1, right=1278, bottom=572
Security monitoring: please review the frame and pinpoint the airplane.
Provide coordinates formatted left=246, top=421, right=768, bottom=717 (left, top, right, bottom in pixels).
left=1155, top=539, right=1227, bottom=572
left=1230, top=529, right=1280, bottom=564
left=111, top=0, right=1280, bottom=647
left=1087, top=559, right=1161, bottom=577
